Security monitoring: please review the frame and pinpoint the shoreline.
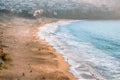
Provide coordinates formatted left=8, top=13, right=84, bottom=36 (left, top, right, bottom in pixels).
left=38, top=20, right=107, bottom=80
left=35, top=19, right=77, bottom=80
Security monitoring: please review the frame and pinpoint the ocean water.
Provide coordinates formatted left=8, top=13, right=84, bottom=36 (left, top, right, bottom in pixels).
left=38, top=20, right=120, bottom=80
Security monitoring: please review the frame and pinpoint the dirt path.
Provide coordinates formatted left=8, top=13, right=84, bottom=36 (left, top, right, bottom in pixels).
left=0, top=17, right=76, bottom=80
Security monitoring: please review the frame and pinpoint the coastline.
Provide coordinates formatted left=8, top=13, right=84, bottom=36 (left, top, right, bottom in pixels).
left=0, top=16, right=77, bottom=80
left=38, top=20, right=107, bottom=80
left=35, top=18, right=77, bottom=80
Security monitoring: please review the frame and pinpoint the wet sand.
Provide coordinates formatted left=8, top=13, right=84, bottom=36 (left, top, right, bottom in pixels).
left=0, top=16, right=77, bottom=80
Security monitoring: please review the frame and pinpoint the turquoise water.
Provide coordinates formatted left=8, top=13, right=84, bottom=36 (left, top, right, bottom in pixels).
left=38, top=20, right=120, bottom=80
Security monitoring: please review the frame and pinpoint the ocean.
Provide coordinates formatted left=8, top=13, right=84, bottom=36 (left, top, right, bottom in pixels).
left=38, top=20, right=120, bottom=80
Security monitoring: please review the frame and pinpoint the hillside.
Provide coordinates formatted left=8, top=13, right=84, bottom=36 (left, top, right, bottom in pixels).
left=0, top=0, right=120, bottom=19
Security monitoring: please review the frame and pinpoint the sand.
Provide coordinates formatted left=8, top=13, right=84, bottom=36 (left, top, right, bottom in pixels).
left=0, top=16, right=77, bottom=80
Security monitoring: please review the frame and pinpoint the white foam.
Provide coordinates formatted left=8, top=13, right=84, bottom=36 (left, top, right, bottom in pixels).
left=37, top=20, right=120, bottom=80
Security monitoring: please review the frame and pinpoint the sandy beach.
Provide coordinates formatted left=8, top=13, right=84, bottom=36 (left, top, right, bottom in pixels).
left=0, top=15, right=77, bottom=80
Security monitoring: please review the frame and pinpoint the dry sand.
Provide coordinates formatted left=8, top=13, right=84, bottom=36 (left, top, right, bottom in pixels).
left=0, top=16, right=77, bottom=80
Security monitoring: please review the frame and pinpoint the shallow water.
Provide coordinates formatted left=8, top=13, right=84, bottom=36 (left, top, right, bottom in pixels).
left=38, top=20, right=120, bottom=80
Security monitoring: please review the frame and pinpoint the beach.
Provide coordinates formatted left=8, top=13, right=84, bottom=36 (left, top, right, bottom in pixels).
left=0, top=0, right=120, bottom=80
left=0, top=15, right=77, bottom=80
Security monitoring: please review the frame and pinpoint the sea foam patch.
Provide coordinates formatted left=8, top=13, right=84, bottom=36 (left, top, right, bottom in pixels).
left=38, top=20, right=120, bottom=80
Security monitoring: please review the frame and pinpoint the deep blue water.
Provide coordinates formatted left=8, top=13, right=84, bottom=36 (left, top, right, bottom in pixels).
left=38, top=20, right=120, bottom=80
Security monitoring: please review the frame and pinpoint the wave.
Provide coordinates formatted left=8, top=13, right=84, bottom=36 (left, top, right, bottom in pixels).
left=38, top=20, right=120, bottom=80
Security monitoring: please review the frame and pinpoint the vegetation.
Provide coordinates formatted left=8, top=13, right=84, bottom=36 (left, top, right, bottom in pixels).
left=0, top=0, right=120, bottom=19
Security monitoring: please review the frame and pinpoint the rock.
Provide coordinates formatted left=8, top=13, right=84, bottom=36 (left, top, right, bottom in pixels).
left=22, top=73, right=25, bottom=76
left=30, top=70, right=32, bottom=73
